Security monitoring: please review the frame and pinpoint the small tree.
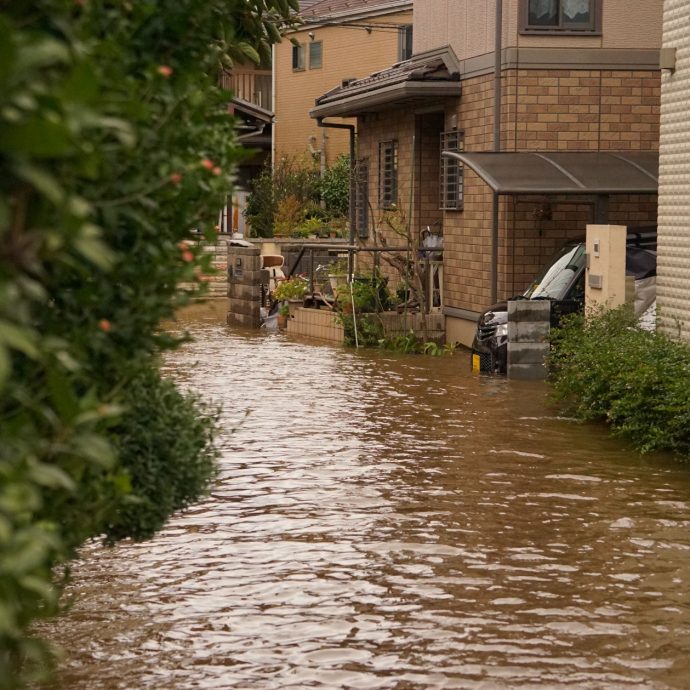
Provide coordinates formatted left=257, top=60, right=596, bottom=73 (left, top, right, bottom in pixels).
left=319, top=154, right=351, bottom=219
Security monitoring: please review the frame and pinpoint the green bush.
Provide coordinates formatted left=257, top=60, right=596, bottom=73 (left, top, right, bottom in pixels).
left=105, top=363, right=219, bottom=543
left=245, top=157, right=320, bottom=237
left=244, top=155, right=350, bottom=237
left=0, top=0, right=296, bottom=685
left=548, top=306, right=690, bottom=458
left=319, top=154, right=351, bottom=219
left=335, top=276, right=393, bottom=346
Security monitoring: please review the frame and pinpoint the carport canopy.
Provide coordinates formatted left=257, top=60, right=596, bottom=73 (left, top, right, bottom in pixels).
left=441, top=151, right=658, bottom=195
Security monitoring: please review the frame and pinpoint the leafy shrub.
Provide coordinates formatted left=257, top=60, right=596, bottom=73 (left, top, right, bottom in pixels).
left=272, top=277, right=309, bottom=301
left=245, top=157, right=320, bottom=237
left=245, top=155, right=350, bottom=237
left=105, top=362, right=219, bottom=543
left=273, top=195, right=304, bottom=236
left=0, top=0, right=296, bottom=685
left=381, top=331, right=456, bottom=356
left=548, top=306, right=690, bottom=458
left=335, top=275, right=393, bottom=346
left=319, top=154, right=351, bottom=218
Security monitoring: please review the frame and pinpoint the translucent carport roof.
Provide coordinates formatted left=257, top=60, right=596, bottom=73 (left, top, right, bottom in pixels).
left=441, top=151, right=658, bottom=195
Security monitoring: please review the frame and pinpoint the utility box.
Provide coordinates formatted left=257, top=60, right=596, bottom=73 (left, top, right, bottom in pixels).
left=585, top=225, right=627, bottom=311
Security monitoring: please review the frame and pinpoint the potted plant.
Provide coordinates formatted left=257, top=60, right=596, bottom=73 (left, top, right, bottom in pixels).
left=277, top=304, right=289, bottom=329
left=273, top=277, right=309, bottom=316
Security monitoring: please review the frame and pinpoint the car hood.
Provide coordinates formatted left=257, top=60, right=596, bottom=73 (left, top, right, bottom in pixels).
left=478, top=301, right=508, bottom=326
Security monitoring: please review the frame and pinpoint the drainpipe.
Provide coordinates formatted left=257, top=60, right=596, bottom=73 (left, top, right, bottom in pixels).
left=490, top=0, right=503, bottom=304
left=271, top=45, right=276, bottom=167
left=317, top=117, right=356, bottom=279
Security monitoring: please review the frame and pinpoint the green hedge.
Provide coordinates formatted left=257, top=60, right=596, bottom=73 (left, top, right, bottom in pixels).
left=548, top=306, right=690, bottom=458
left=0, top=1, right=296, bottom=685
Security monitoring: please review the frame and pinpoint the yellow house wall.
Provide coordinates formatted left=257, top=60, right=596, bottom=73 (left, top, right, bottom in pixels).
left=274, top=10, right=412, bottom=164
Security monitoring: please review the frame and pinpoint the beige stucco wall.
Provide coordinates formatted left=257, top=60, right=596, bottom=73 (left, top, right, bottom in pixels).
left=414, top=0, right=662, bottom=58
left=274, top=10, right=412, bottom=163
left=657, top=0, right=690, bottom=341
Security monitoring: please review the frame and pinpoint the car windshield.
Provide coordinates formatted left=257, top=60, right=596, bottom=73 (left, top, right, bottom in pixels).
left=523, top=243, right=586, bottom=300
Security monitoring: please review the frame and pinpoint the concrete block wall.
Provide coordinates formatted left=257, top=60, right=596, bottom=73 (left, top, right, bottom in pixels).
left=288, top=307, right=344, bottom=343
left=227, top=244, right=262, bottom=328
left=507, top=300, right=550, bottom=380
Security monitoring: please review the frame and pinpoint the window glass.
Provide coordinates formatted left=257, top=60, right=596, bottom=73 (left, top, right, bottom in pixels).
left=440, top=130, right=463, bottom=211
left=292, top=44, right=304, bottom=71
left=378, top=141, right=398, bottom=209
left=528, top=0, right=558, bottom=26
left=562, top=0, right=590, bottom=25
left=309, top=42, right=322, bottom=69
left=523, top=243, right=586, bottom=300
left=398, top=25, right=413, bottom=61
left=524, top=0, right=596, bottom=31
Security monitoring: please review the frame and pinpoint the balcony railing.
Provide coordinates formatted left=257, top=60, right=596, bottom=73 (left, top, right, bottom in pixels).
left=220, top=69, right=272, bottom=111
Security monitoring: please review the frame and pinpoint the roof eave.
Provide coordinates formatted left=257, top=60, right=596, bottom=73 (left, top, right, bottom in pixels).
left=310, top=81, right=461, bottom=119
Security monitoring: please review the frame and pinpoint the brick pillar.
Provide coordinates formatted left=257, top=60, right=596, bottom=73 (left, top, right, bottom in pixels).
left=227, top=244, right=262, bottom=328
left=507, top=300, right=551, bottom=380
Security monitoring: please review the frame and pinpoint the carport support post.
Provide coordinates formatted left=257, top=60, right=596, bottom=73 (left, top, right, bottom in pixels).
left=491, top=192, right=499, bottom=304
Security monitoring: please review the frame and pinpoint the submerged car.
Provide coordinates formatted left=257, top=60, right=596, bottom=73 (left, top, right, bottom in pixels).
left=471, top=231, right=657, bottom=374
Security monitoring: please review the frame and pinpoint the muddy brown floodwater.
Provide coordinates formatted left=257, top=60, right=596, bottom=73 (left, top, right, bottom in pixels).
left=39, top=301, right=690, bottom=689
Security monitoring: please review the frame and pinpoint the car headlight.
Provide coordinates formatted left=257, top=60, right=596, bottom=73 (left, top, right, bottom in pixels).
left=495, top=323, right=508, bottom=338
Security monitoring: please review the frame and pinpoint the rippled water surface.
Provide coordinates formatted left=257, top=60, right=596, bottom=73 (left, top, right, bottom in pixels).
left=43, top=301, right=690, bottom=689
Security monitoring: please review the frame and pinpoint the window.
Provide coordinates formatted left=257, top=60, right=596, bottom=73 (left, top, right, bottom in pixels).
left=521, top=0, right=600, bottom=33
left=378, top=140, right=398, bottom=209
left=292, top=43, right=304, bottom=71
left=440, top=130, right=463, bottom=211
left=354, top=160, right=369, bottom=238
left=398, top=25, right=413, bottom=61
left=309, top=41, right=322, bottom=69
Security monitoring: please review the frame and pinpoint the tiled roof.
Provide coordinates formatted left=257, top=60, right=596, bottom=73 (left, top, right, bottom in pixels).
left=302, top=0, right=408, bottom=19
left=315, top=46, right=460, bottom=107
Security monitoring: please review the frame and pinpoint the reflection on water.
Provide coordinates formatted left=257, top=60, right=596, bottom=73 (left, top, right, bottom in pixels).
left=41, top=301, right=690, bottom=689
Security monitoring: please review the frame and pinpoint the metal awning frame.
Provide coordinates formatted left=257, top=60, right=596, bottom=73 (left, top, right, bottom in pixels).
left=441, top=150, right=659, bottom=196
left=440, top=150, right=659, bottom=304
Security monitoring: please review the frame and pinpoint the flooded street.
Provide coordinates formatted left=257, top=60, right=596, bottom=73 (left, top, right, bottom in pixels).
left=43, top=302, right=690, bottom=689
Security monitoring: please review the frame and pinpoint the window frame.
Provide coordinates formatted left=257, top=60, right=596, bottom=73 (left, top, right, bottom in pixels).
left=519, top=0, right=602, bottom=35
left=309, top=41, right=322, bottom=70
left=378, top=140, right=398, bottom=210
left=398, top=25, right=413, bottom=62
left=440, top=129, right=464, bottom=211
left=292, top=43, right=305, bottom=71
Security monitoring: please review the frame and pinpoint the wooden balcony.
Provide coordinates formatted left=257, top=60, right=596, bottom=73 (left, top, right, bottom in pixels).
left=220, top=69, right=272, bottom=111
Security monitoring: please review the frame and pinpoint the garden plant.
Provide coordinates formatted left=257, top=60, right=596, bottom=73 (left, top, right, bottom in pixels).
left=548, top=306, right=690, bottom=459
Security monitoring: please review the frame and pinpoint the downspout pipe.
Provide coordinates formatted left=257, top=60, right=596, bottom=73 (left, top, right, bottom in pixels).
left=491, top=0, right=503, bottom=304
left=317, top=117, right=356, bottom=279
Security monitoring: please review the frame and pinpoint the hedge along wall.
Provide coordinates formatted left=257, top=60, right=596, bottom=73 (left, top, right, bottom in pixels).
left=0, top=0, right=297, bottom=685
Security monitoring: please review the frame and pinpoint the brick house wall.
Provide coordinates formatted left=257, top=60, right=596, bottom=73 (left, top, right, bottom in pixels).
left=320, top=0, right=664, bottom=345
left=354, top=66, right=659, bottom=323
left=439, top=68, right=660, bottom=316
